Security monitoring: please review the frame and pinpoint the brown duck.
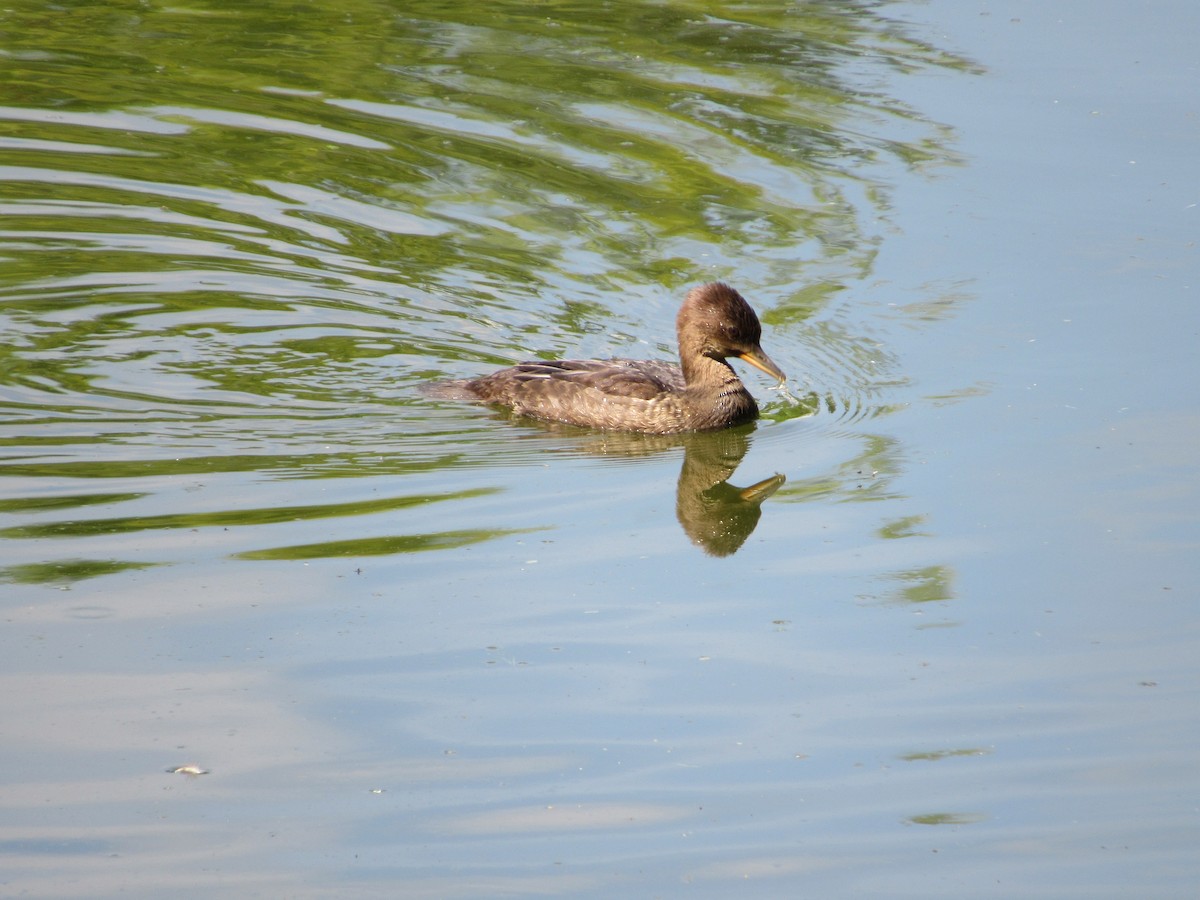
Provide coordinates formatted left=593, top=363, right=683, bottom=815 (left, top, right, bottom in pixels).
left=436, top=282, right=785, bottom=434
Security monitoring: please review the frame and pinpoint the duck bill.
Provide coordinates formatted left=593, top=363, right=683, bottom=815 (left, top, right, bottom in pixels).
left=737, top=347, right=786, bottom=384
left=739, top=472, right=787, bottom=503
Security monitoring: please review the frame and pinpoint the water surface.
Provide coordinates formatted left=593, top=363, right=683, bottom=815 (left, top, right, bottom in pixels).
left=1, top=1, right=1197, bottom=897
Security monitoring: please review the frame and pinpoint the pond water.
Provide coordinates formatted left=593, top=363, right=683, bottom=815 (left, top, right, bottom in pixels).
left=1, top=1, right=1197, bottom=897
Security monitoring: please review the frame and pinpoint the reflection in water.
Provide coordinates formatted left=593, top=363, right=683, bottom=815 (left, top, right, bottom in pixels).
left=887, top=563, right=956, bottom=604
left=503, top=423, right=785, bottom=556
left=904, top=812, right=988, bottom=827
left=0, top=557, right=160, bottom=586
left=675, top=429, right=786, bottom=556
left=235, top=526, right=539, bottom=561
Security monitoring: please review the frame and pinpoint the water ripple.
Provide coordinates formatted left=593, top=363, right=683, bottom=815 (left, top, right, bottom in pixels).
left=1, top=0, right=974, bottom=557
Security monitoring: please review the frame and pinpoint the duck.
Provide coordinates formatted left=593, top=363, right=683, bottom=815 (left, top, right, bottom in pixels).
left=433, top=282, right=785, bottom=434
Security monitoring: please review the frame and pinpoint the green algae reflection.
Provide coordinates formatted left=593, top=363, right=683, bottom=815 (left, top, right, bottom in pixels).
left=0, top=557, right=161, bottom=585
left=236, top=526, right=541, bottom=560
left=0, top=488, right=499, bottom=540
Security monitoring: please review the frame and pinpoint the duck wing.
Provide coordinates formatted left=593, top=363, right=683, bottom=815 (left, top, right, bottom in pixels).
left=494, top=358, right=683, bottom=401
left=457, top=357, right=697, bottom=432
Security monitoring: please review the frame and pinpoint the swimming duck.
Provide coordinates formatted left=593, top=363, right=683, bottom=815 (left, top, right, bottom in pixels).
left=437, top=282, right=785, bottom=434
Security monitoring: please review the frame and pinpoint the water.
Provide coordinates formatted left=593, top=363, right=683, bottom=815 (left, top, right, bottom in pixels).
left=2, top=1, right=1198, bottom=897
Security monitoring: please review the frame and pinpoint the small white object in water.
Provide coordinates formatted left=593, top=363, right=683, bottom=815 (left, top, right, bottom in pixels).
left=769, top=378, right=803, bottom=404
left=167, top=764, right=209, bottom=776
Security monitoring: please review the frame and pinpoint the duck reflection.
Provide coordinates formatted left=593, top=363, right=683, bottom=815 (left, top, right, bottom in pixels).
left=674, top=429, right=785, bottom=556
left=522, top=424, right=783, bottom=556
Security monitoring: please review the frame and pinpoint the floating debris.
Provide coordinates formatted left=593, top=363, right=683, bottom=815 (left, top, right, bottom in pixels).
left=167, top=764, right=209, bottom=776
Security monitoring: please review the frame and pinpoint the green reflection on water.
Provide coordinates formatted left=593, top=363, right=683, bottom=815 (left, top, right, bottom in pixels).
left=0, top=449, right=480, bottom=480
left=0, top=0, right=975, bottom=404
left=890, top=564, right=956, bottom=604
left=898, top=747, right=992, bottom=763
left=0, top=492, right=145, bottom=513
left=236, top=527, right=540, bottom=560
left=0, top=0, right=977, bottom=570
left=0, top=557, right=161, bottom=585
left=905, top=812, right=988, bottom=827
left=879, top=514, right=930, bottom=540
left=0, top=487, right=498, bottom=540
